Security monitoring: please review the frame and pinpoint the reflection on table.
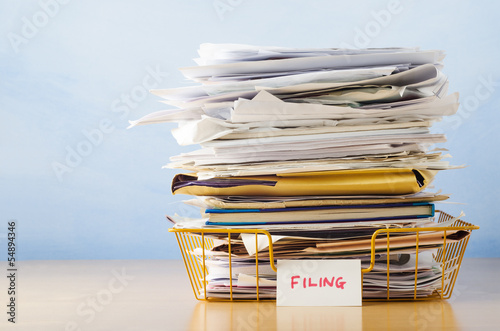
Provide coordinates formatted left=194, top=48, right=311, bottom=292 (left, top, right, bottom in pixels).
left=188, top=299, right=457, bottom=331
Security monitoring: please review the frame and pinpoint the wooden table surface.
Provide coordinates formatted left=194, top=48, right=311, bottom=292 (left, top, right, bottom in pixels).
left=1, top=258, right=499, bottom=330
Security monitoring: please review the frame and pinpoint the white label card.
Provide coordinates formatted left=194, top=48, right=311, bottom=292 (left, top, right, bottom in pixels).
left=276, top=259, right=362, bottom=306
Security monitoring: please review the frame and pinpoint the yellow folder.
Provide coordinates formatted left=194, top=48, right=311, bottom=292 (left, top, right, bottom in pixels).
left=172, top=168, right=436, bottom=196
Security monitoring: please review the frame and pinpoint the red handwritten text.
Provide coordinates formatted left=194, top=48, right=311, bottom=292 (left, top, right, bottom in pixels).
left=291, top=275, right=346, bottom=290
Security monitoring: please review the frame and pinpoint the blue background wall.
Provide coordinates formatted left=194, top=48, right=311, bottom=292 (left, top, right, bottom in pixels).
left=1, top=0, right=498, bottom=260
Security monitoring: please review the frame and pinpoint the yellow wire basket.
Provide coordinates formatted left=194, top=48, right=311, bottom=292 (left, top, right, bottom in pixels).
left=169, top=211, right=479, bottom=302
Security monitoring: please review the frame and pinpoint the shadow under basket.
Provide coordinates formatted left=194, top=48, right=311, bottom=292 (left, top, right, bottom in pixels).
left=169, top=210, right=479, bottom=302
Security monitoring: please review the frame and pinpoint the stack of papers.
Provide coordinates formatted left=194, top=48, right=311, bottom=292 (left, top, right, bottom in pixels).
left=133, top=43, right=466, bottom=299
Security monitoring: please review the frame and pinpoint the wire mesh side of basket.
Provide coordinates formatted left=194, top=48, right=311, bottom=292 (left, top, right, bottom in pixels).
left=172, top=229, right=276, bottom=301
left=361, top=211, right=478, bottom=301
